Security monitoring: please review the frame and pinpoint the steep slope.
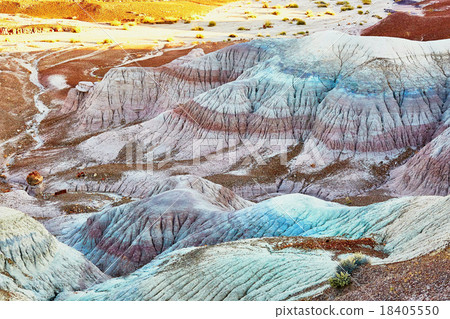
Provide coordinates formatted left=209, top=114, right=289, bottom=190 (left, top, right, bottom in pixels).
left=57, top=188, right=449, bottom=276
left=58, top=194, right=449, bottom=301
left=387, top=127, right=450, bottom=196
left=0, top=207, right=108, bottom=300
left=30, top=31, right=448, bottom=200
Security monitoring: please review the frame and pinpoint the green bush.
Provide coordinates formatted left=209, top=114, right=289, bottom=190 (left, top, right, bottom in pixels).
left=208, top=21, right=216, bottom=27
left=315, top=1, right=329, bottom=8
left=278, top=31, right=287, bottom=35
left=362, top=0, right=372, bottom=4
left=341, top=5, right=355, bottom=11
left=229, top=33, right=238, bottom=38
left=297, top=19, right=306, bottom=25
left=336, top=1, right=349, bottom=4
left=142, top=16, right=155, bottom=24
left=263, top=20, right=273, bottom=28
left=195, top=34, right=204, bottom=39
left=329, top=272, right=351, bottom=288
left=358, top=10, right=364, bottom=14
left=286, top=3, right=299, bottom=8
left=191, top=26, right=204, bottom=31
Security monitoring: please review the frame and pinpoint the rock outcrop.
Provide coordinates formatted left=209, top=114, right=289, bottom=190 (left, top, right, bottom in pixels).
left=0, top=207, right=108, bottom=300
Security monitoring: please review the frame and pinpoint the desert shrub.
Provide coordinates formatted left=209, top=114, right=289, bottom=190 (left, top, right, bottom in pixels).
left=208, top=21, right=216, bottom=27
left=122, top=24, right=129, bottom=30
left=329, top=272, right=351, bottom=288
left=278, top=31, right=287, bottom=35
left=272, top=10, right=281, bottom=15
left=237, top=26, right=250, bottom=31
left=357, top=5, right=363, bottom=8
left=282, top=17, right=289, bottom=21
left=341, top=5, right=355, bottom=11
left=195, top=34, right=204, bottom=39
left=164, top=17, right=179, bottom=24
left=103, top=38, right=113, bottom=44
left=358, top=10, right=364, bottom=14
left=315, top=1, right=329, bottom=8
left=336, top=1, right=349, bottom=4
left=166, top=37, right=174, bottom=42
left=263, top=20, right=273, bottom=28
left=373, top=14, right=383, bottom=19
left=229, top=33, right=238, bottom=38
left=325, top=9, right=336, bottom=15
left=71, top=26, right=81, bottom=33
left=272, top=5, right=283, bottom=9
left=262, top=2, right=269, bottom=8
left=247, top=14, right=257, bottom=18
left=143, top=16, right=155, bottom=24
left=305, top=10, right=314, bottom=17
left=128, top=22, right=136, bottom=27
left=191, top=26, right=204, bottom=31
left=286, top=3, right=299, bottom=8
left=70, top=38, right=80, bottom=43
left=55, top=26, right=63, bottom=32
left=110, top=20, right=121, bottom=26
left=296, top=19, right=306, bottom=25
left=362, top=0, right=371, bottom=4
left=257, top=33, right=264, bottom=37
left=338, top=253, right=370, bottom=274
left=184, top=19, right=191, bottom=24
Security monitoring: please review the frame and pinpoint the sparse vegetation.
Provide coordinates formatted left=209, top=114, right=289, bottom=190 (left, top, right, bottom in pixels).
left=315, top=1, right=329, bottom=8
left=110, top=20, right=121, bottom=27
left=142, top=16, right=155, bottom=24
left=71, top=26, right=81, bottom=33
left=247, top=14, right=257, bottom=19
left=166, top=37, right=175, bottom=42
left=362, top=0, right=372, bottom=4
left=102, top=38, right=113, bottom=44
left=329, top=272, right=351, bottom=289
left=272, top=10, right=281, bottom=15
left=228, top=33, right=238, bottom=38
left=286, top=3, right=299, bottom=8
left=305, top=10, right=314, bottom=17
left=324, top=9, right=336, bottom=15
left=263, top=20, right=273, bottom=28
left=373, top=14, right=383, bottom=19
left=262, top=2, right=269, bottom=8
left=163, top=17, right=179, bottom=24
left=282, top=17, right=290, bottom=21
left=278, top=31, right=287, bottom=35
left=336, top=1, right=349, bottom=4
left=195, top=33, right=204, bottom=39
left=191, top=26, right=204, bottom=31
left=70, top=38, right=80, bottom=43
left=341, top=5, right=355, bottom=11
left=208, top=21, right=216, bottom=27
left=296, top=19, right=306, bottom=25
left=238, top=26, right=250, bottom=31
left=358, top=10, right=364, bottom=15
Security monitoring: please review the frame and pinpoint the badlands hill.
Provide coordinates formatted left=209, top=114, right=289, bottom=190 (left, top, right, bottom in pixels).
left=0, top=207, right=107, bottom=300
left=24, top=31, right=449, bottom=202
left=57, top=192, right=449, bottom=300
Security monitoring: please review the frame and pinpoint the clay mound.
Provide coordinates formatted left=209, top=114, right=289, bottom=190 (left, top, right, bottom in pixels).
left=57, top=184, right=449, bottom=276
left=387, top=127, right=450, bottom=196
left=0, top=207, right=107, bottom=300
left=58, top=194, right=449, bottom=301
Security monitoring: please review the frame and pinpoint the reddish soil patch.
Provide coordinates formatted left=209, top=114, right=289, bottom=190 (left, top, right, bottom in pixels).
left=273, top=237, right=386, bottom=259
left=313, top=247, right=450, bottom=301
left=362, top=1, right=450, bottom=41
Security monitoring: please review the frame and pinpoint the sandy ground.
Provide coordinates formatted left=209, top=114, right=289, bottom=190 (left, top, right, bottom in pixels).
left=0, top=0, right=406, bottom=52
